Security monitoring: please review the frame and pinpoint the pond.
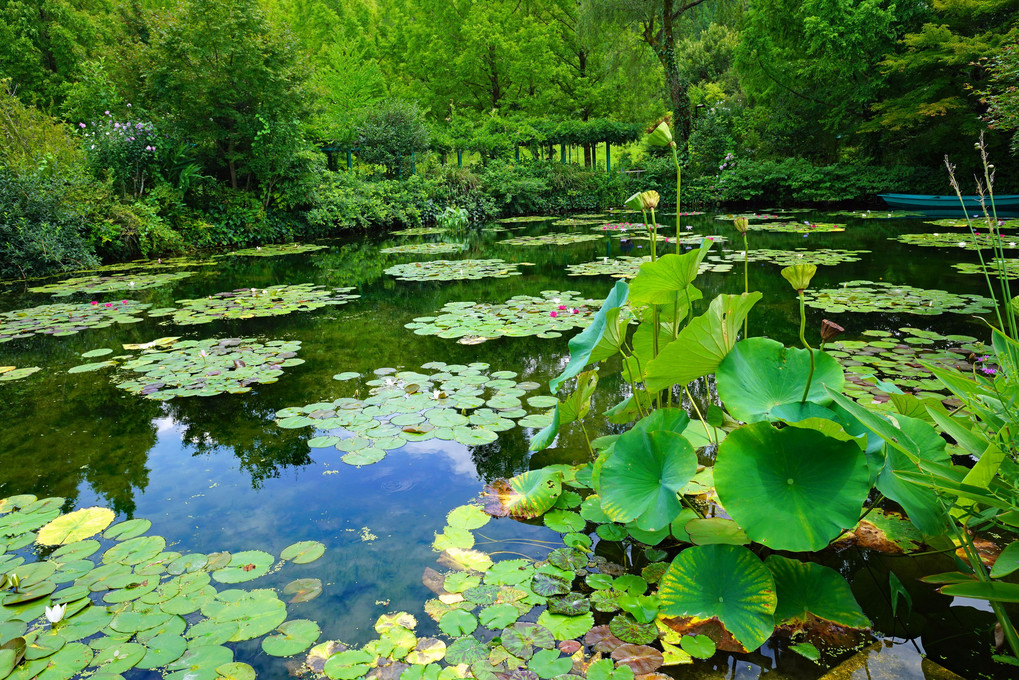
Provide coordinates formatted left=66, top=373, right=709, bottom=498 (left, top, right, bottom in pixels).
left=0, top=209, right=1014, bottom=680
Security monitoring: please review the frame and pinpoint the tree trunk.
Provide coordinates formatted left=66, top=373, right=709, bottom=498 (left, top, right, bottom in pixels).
left=583, top=144, right=591, bottom=168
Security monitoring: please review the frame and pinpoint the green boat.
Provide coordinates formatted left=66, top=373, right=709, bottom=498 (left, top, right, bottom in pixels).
left=879, top=192, right=1019, bottom=212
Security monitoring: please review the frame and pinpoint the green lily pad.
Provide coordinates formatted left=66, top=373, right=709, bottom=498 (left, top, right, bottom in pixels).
left=280, top=541, right=325, bottom=564
left=136, top=633, right=187, bottom=670
left=148, top=284, right=358, bottom=326
left=283, top=579, right=323, bottom=604
left=804, top=281, right=994, bottom=316
left=381, top=243, right=467, bottom=255
left=36, top=508, right=115, bottom=546
left=480, top=469, right=562, bottom=519
left=535, top=611, right=594, bottom=641
left=212, top=551, right=274, bottom=584
left=0, top=366, right=41, bottom=382
left=28, top=272, right=195, bottom=297
left=747, top=221, right=845, bottom=233
left=893, top=232, right=1014, bottom=249
left=386, top=260, right=525, bottom=282
left=104, top=519, right=151, bottom=541
left=0, top=301, right=150, bottom=343
left=262, top=619, right=321, bottom=657
left=165, top=645, right=233, bottom=680
left=223, top=243, right=327, bottom=257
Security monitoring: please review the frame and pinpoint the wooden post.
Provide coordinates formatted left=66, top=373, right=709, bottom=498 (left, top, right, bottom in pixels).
left=560, top=144, right=566, bottom=163
left=457, top=149, right=463, bottom=167
left=346, top=150, right=352, bottom=170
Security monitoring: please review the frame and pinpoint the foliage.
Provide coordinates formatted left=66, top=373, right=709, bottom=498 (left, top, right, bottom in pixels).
left=355, top=99, right=431, bottom=177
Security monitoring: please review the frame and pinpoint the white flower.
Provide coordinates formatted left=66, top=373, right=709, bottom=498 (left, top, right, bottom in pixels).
left=199, top=350, right=207, bottom=358
left=432, top=389, right=441, bottom=400
left=686, top=225, right=693, bottom=230
left=933, top=233, right=939, bottom=236
left=129, top=281, right=134, bottom=287
left=958, top=242, right=967, bottom=247
left=553, top=297, right=561, bottom=304
left=45, top=603, right=66, bottom=624
left=1011, top=242, right=1017, bottom=247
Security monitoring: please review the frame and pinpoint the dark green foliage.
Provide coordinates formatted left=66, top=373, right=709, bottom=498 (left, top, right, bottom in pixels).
left=356, top=100, right=432, bottom=177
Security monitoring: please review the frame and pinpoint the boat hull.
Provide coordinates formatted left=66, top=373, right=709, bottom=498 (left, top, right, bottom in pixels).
left=879, top=193, right=1019, bottom=212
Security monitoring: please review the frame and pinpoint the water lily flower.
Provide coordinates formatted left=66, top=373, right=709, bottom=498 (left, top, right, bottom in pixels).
left=129, top=281, right=135, bottom=287
left=549, top=311, right=558, bottom=318
left=571, top=308, right=579, bottom=314
left=686, top=225, right=693, bottom=231
left=933, top=233, right=940, bottom=236
left=553, top=297, right=561, bottom=304
left=558, top=305, right=567, bottom=310
left=45, top=603, right=66, bottom=625
left=104, top=302, right=113, bottom=307
left=90, top=301, right=98, bottom=305
left=199, top=350, right=207, bottom=358
left=958, top=242, right=967, bottom=247
left=432, top=389, right=441, bottom=400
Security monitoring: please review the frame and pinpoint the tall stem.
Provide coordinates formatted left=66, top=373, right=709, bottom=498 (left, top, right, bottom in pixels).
left=798, top=292, right=815, bottom=403
left=671, top=146, right=681, bottom=226
left=742, top=231, right=749, bottom=337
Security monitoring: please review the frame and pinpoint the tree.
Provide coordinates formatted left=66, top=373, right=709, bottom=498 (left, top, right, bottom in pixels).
left=355, top=98, right=431, bottom=176
left=581, top=0, right=718, bottom=147
left=981, top=39, right=1019, bottom=153
left=139, top=0, right=312, bottom=190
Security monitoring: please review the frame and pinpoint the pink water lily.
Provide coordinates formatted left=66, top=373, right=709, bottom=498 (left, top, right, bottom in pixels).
left=558, top=305, right=567, bottom=310
left=549, top=311, right=558, bottom=318
left=104, top=303, right=112, bottom=307
left=90, top=301, right=98, bottom=305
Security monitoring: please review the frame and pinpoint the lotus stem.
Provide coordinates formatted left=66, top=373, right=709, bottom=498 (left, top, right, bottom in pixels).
left=798, top=292, right=815, bottom=403
left=742, top=231, right=749, bottom=338
left=684, top=385, right=715, bottom=447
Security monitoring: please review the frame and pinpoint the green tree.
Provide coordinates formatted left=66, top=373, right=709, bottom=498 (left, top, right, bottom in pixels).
left=139, top=0, right=313, bottom=190
left=980, top=39, right=1019, bottom=153
left=864, top=0, right=1019, bottom=163
left=0, top=0, right=119, bottom=107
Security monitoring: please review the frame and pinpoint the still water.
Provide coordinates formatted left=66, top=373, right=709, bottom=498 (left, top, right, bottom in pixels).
left=0, top=211, right=1010, bottom=679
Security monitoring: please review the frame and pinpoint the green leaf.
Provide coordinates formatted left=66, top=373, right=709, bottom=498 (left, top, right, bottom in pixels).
left=765, top=556, right=870, bottom=628
left=628, top=244, right=713, bottom=306
left=548, top=281, right=628, bottom=393
left=715, top=338, right=844, bottom=422
left=261, top=620, right=321, bottom=657
left=684, top=519, right=748, bottom=546
left=679, top=635, right=715, bottom=659
left=529, top=406, right=561, bottom=453
left=597, top=414, right=697, bottom=532
left=789, top=642, right=820, bottom=662
left=528, top=649, right=571, bottom=679
left=280, top=541, right=325, bottom=564
left=535, top=611, right=594, bottom=640
left=715, top=422, right=869, bottom=551
left=438, top=610, right=477, bottom=637
left=644, top=293, right=762, bottom=391
left=36, top=508, right=115, bottom=546
left=991, top=540, right=1019, bottom=578
left=658, top=545, right=776, bottom=653
left=480, top=470, right=562, bottom=519
left=938, top=581, right=1019, bottom=603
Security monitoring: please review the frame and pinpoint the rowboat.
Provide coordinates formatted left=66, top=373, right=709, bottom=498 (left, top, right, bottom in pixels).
left=879, top=193, right=1019, bottom=212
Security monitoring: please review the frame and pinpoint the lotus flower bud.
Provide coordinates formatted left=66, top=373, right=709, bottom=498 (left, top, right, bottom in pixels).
left=638, top=191, right=660, bottom=210
left=781, top=264, right=817, bottom=293
left=820, top=319, right=844, bottom=342
left=647, top=121, right=675, bottom=147
left=733, top=217, right=749, bottom=233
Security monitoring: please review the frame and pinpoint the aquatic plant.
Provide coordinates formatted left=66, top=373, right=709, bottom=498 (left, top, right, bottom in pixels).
left=385, top=260, right=525, bottom=282
left=0, top=493, right=328, bottom=680
left=747, top=221, right=846, bottom=233
left=148, top=285, right=359, bottom=326
left=222, top=244, right=327, bottom=257
left=390, top=227, right=447, bottom=237
left=380, top=244, right=467, bottom=255
left=0, top=366, right=41, bottom=382
left=498, top=234, right=604, bottom=247
left=803, top=281, right=995, bottom=315
left=28, top=272, right=195, bottom=297
left=733, top=247, right=869, bottom=267
left=893, top=232, right=1015, bottom=249
left=0, top=301, right=150, bottom=343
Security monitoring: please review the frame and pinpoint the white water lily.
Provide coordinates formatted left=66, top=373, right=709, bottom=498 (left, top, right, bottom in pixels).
left=553, top=297, right=561, bottom=304
left=432, top=389, right=441, bottom=400
left=45, top=603, right=66, bottom=624
left=958, top=242, right=967, bottom=247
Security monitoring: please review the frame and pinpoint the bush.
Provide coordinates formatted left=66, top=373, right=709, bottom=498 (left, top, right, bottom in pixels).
left=355, top=99, right=431, bottom=178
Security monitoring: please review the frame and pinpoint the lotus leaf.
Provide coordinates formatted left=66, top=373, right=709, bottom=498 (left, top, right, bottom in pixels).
left=478, top=604, right=520, bottom=629
left=386, top=260, right=524, bottom=282
left=28, top=272, right=194, bottom=297
left=282, top=578, right=323, bottom=604
left=715, top=422, right=869, bottom=551
left=443, top=637, right=487, bottom=665
left=480, top=470, right=562, bottom=519
left=830, top=210, right=921, bottom=219
left=765, top=555, right=870, bottom=629
left=498, top=234, right=603, bottom=247
left=659, top=545, right=777, bottom=653
left=405, top=291, right=599, bottom=341
left=381, top=243, right=466, bottom=255
left=804, top=281, right=994, bottom=316
left=0, top=301, right=150, bottom=343
left=148, top=284, right=358, bottom=325
left=534, top=611, right=593, bottom=641
left=224, top=243, right=327, bottom=257
left=527, top=648, right=571, bottom=679
left=115, top=338, right=303, bottom=400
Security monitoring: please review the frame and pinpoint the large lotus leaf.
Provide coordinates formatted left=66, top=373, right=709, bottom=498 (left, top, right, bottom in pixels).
left=825, top=391, right=953, bottom=535
left=480, top=470, right=562, bottom=519
left=36, top=508, right=115, bottom=546
left=548, top=280, right=628, bottom=393
left=628, top=243, right=712, bottom=306
left=658, top=545, right=776, bottom=653
left=598, top=424, right=696, bottom=532
left=644, top=293, right=762, bottom=391
left=716, top=338, right=844, bottom=422
left=764, top=556, right=870, bottom=629
left=715, top=422, right=869, bottom=551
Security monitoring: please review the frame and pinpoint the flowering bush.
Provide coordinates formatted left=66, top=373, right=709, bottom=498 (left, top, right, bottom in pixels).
left=79, top=110, right=161, bottom=198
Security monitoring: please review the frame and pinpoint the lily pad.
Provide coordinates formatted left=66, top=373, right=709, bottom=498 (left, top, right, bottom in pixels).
left=0, top=367, right=41, bottom=382
left=735, top=248, right=870, bottom=267
left=0, top=301, right=150, bottom=343
left=212, top=551, right=274, bottom=583
left=498, top=234, right=604, bottom=247
left=892, top=232, right=1016, bottom=249
left=386, top=260, right=525, bottom=282
left=804, top=281, right=994, bottom=316
left=223, top=243, right=327, bottom=257
left=747, top=221, right=845, bottom=233
left=28, top=272, right=194, bottom=297
left=280, top=541, right=325, bottom=564
left=36, top=508, right=115, bottom=546
left=148, top=284, right=358, bottom=326
left=115, top=338, right=303, bottom=400
left=283, top=578, right=323, bottom=604
left=262, top=619, right=322, bottom=657
left=405, top=291, right=599, bottom=341
left=381, top=243, right=467, bottom=255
